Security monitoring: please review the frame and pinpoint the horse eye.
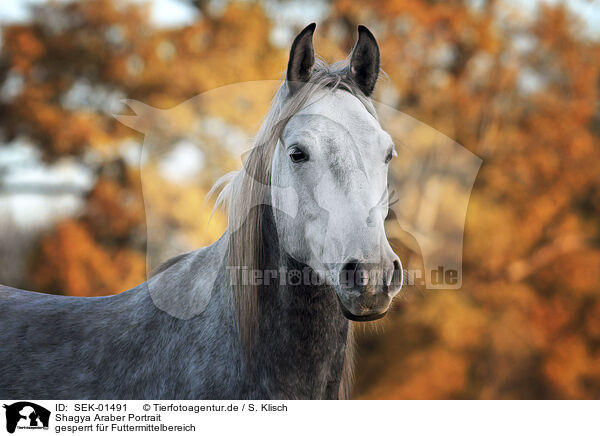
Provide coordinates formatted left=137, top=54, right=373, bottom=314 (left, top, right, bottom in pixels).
left=385, top=151, right=394, bottom=164
left=289, top=147, right=308, bottom=163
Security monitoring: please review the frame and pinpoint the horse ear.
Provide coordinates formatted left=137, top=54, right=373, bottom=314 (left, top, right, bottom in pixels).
left=286, top=23, right=316, bottom=94
left=349, top=25, right=380, bottom=97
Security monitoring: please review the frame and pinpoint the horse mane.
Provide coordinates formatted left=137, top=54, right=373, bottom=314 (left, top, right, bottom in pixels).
left=149, top=251, right=192, bottom=277
left=211, top=58, right=378, bottom=377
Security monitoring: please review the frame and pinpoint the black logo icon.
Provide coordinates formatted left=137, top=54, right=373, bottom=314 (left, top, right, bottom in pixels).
left=3, top=402, right=50, bottom=434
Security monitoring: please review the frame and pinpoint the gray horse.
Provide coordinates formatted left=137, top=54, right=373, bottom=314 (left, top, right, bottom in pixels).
left=0, top=24, right=402, bottom=399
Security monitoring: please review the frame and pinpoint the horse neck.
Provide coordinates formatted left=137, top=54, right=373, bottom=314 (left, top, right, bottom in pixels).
left=249, top=206, right=351, bottom=398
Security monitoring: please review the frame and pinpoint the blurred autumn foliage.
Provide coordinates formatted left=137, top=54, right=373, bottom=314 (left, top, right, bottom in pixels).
left=0, top=0, right=599, bottom=399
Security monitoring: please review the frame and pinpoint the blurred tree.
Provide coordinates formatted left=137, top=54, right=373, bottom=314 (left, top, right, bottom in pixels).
left=333, top=0, right=600, bottom=399
left=0, top=0, right=285, bottom=295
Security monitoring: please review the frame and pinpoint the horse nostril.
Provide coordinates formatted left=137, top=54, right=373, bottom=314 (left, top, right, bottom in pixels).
left=392, top=259, right=402, bottom=285
left=339, top=259, right=360, bottom=288
left=342, top=260, right=359, bottom=274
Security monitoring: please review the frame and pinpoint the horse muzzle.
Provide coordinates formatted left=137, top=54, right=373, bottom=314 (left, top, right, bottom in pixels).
left=334, top=257, right=403, bottom=322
